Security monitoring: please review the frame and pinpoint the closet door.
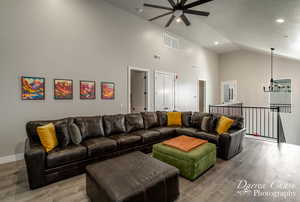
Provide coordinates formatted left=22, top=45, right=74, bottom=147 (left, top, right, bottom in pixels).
left=155, top=71, right=175, bottom=111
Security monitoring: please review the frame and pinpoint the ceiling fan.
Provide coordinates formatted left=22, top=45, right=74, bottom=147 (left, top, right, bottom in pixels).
left=144, top=0, right=213, bottom=27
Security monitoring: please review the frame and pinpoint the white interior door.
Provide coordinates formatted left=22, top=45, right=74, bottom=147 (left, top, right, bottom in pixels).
left=155, top=71, right=175, bottom=111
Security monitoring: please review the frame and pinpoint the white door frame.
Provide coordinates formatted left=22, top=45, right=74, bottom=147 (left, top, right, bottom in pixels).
left=154, top=70, right=176, bottom=111
left=128, top=66, right=150, bottom=113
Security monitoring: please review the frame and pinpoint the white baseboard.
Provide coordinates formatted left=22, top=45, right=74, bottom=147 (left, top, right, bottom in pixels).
left=0, top=153, right=24, bottom=165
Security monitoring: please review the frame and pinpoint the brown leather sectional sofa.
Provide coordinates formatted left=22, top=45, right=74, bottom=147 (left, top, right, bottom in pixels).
left=24, top=111, right=245, bottom=189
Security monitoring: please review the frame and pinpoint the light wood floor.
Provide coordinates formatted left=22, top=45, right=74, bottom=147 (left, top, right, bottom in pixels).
left=0, top=137, right=299, bottom=202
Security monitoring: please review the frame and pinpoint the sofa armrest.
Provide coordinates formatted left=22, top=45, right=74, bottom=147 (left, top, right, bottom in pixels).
left=24, top=138, right=46, bottom=189
left=218, top=128, right=246, bottom=160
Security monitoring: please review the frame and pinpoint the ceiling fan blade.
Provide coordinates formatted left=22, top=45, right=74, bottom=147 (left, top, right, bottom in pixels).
left=144, top=3, right=173, bottom=11
left=181, top=14, right=191, bottom=26
left=181, top=0, right=188, bottom=6
left=167, top=0, right=176, bottom=8
left=149, top=12, right=173, bottom=21
left=165, top=15, right=175, bottom=27
left=184, top=10, right=210, bottom=16
left=183, top=0, right=213, bottom=9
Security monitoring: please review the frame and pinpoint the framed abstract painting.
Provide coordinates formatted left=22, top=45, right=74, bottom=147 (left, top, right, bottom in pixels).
left=54, top=79, right=73, bottom=100
left=21, top=76, right=45, bottom=100
left=101, top=82, right=115, bottom=100
left=80, top=80, right=96, bottom=99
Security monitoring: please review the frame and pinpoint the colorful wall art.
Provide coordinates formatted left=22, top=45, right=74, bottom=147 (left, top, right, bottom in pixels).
left=101, top=82, right=115, bottom=100
left=54, top=79, right=73, bottom=99
left=80, top=81, right=96, bottom=99
left=21, top=76, right=45, bottom=100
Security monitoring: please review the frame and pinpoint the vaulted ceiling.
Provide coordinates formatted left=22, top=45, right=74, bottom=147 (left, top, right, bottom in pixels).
left=105, top=0, right=300, bottom=60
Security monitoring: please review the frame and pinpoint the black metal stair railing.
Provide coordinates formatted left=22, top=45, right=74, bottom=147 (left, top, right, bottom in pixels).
left=209, top=104, right=286, bottom=143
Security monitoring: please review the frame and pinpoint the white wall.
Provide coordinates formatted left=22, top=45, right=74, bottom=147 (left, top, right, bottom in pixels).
left=219, top=49, right=300, bottom=145
left=0, top=0, right=219, bottom=157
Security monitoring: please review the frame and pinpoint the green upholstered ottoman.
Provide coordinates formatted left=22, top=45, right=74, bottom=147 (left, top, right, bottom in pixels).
left=153, top=142, right=216, bottom=181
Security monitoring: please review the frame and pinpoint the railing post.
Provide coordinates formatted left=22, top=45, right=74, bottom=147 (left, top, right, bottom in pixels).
left=209, top=105, right=211, bottom=113
left=277, top=107, right=280, bottom=144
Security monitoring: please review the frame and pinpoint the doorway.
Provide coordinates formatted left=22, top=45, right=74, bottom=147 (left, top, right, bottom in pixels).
left=128, top=67, right=150, bottom=113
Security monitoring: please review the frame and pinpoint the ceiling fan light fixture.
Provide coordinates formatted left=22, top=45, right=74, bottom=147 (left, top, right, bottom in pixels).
left=144, top=0, right=212, bottom=27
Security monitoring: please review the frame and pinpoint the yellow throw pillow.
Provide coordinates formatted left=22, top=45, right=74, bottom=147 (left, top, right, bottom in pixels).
left=216, top=116, right=234, bottom=135
left=167, top=112, right=182, bottom=126
left=37, top=123, right=58, bottom=152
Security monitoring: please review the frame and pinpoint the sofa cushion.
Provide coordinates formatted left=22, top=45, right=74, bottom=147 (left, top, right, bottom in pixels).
left=36, top=123, right=59, bottom=153
left=167, top=112, right=182, bottom=126
left=156, top=111, right=168, bottom=126
left=82, top=137, right=117, bottom=157
left=103, top=114, right=126, bottom=136
left=74, top=116, right=105, bottom=140
left=181, top=112, right=192, bottom=127
left=26, top=118, right=71, bottom=143
left=46, top=144, right=87, bottom=168
left=227, top=115, right=244, bottom=130
left=130, top=130, right=161, bottom=144
left=55, top=123, right=70, bottom=149
left=109, top=134, right=142, bottom=150
left=191, top=112, right=210, bottom=128
left=69, top=123, right=82, bottom=145
left=152, top=127, right=177, bottom=138
left=141, top=112, right=159, bottom=129
left=200, top=116, right=211, bottom=132
left=176, top=128, right=198, bottom=137
left=125, top=113, right=144, bottom=133
left=194, top=131, right=219, bottom=145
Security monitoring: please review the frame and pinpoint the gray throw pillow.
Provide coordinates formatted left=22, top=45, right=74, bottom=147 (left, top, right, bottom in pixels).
left=69, top=123, right=82, bottom=145
left=200, top=116, right=211, bottom=132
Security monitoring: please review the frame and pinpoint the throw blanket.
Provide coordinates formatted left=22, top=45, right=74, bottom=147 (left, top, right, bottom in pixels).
left=163, top=135, right=208, bottom=152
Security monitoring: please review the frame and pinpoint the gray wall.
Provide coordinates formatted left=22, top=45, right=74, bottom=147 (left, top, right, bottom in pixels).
left=220, top=49, right=300, bottom=145
left=0, top=0, right=219, bottom=157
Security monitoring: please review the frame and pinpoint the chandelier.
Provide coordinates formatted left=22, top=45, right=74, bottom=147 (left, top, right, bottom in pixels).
left=263, top=48, right=276, bottom=92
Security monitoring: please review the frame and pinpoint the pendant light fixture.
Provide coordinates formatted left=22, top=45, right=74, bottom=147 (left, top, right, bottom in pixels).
left=263, top=48, right=276, bottom=92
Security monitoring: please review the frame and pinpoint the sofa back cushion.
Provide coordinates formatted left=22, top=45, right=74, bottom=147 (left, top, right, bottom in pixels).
left=227, top=115, right=244, bottom=130
left=26, top=118, right=71, bottom=143
left=103, top=114, right=126, bottom=136
left=141, top=112, right=159, bottom=129
left=55, top=123, right=70, bottom=148
left=125, top=113, right=144, bottom=133
left=210, top=113, right=244, bottom=130
left=191, top=112, right=210, bottom=129
left=181, top=111, right=192, bottom=127
left=156, top=111, right=168, bottom=126
left=74, top=116, right=104, bottom=140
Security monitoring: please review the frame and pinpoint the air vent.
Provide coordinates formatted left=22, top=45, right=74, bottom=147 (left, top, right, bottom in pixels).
left=163, top=33, right=179, bottom=49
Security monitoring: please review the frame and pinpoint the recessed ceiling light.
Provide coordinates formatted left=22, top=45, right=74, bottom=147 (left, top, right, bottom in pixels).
left=135, top=8, right=144, bottom=13
left=214, top=41, right=219, bottom=45
left=276, top=18, right=285, bottom=23
left=176, top=18, right=181, bottom=23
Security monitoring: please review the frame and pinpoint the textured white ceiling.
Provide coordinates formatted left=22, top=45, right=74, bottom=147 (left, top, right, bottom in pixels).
left=105, top=0, right=300, bottom=60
